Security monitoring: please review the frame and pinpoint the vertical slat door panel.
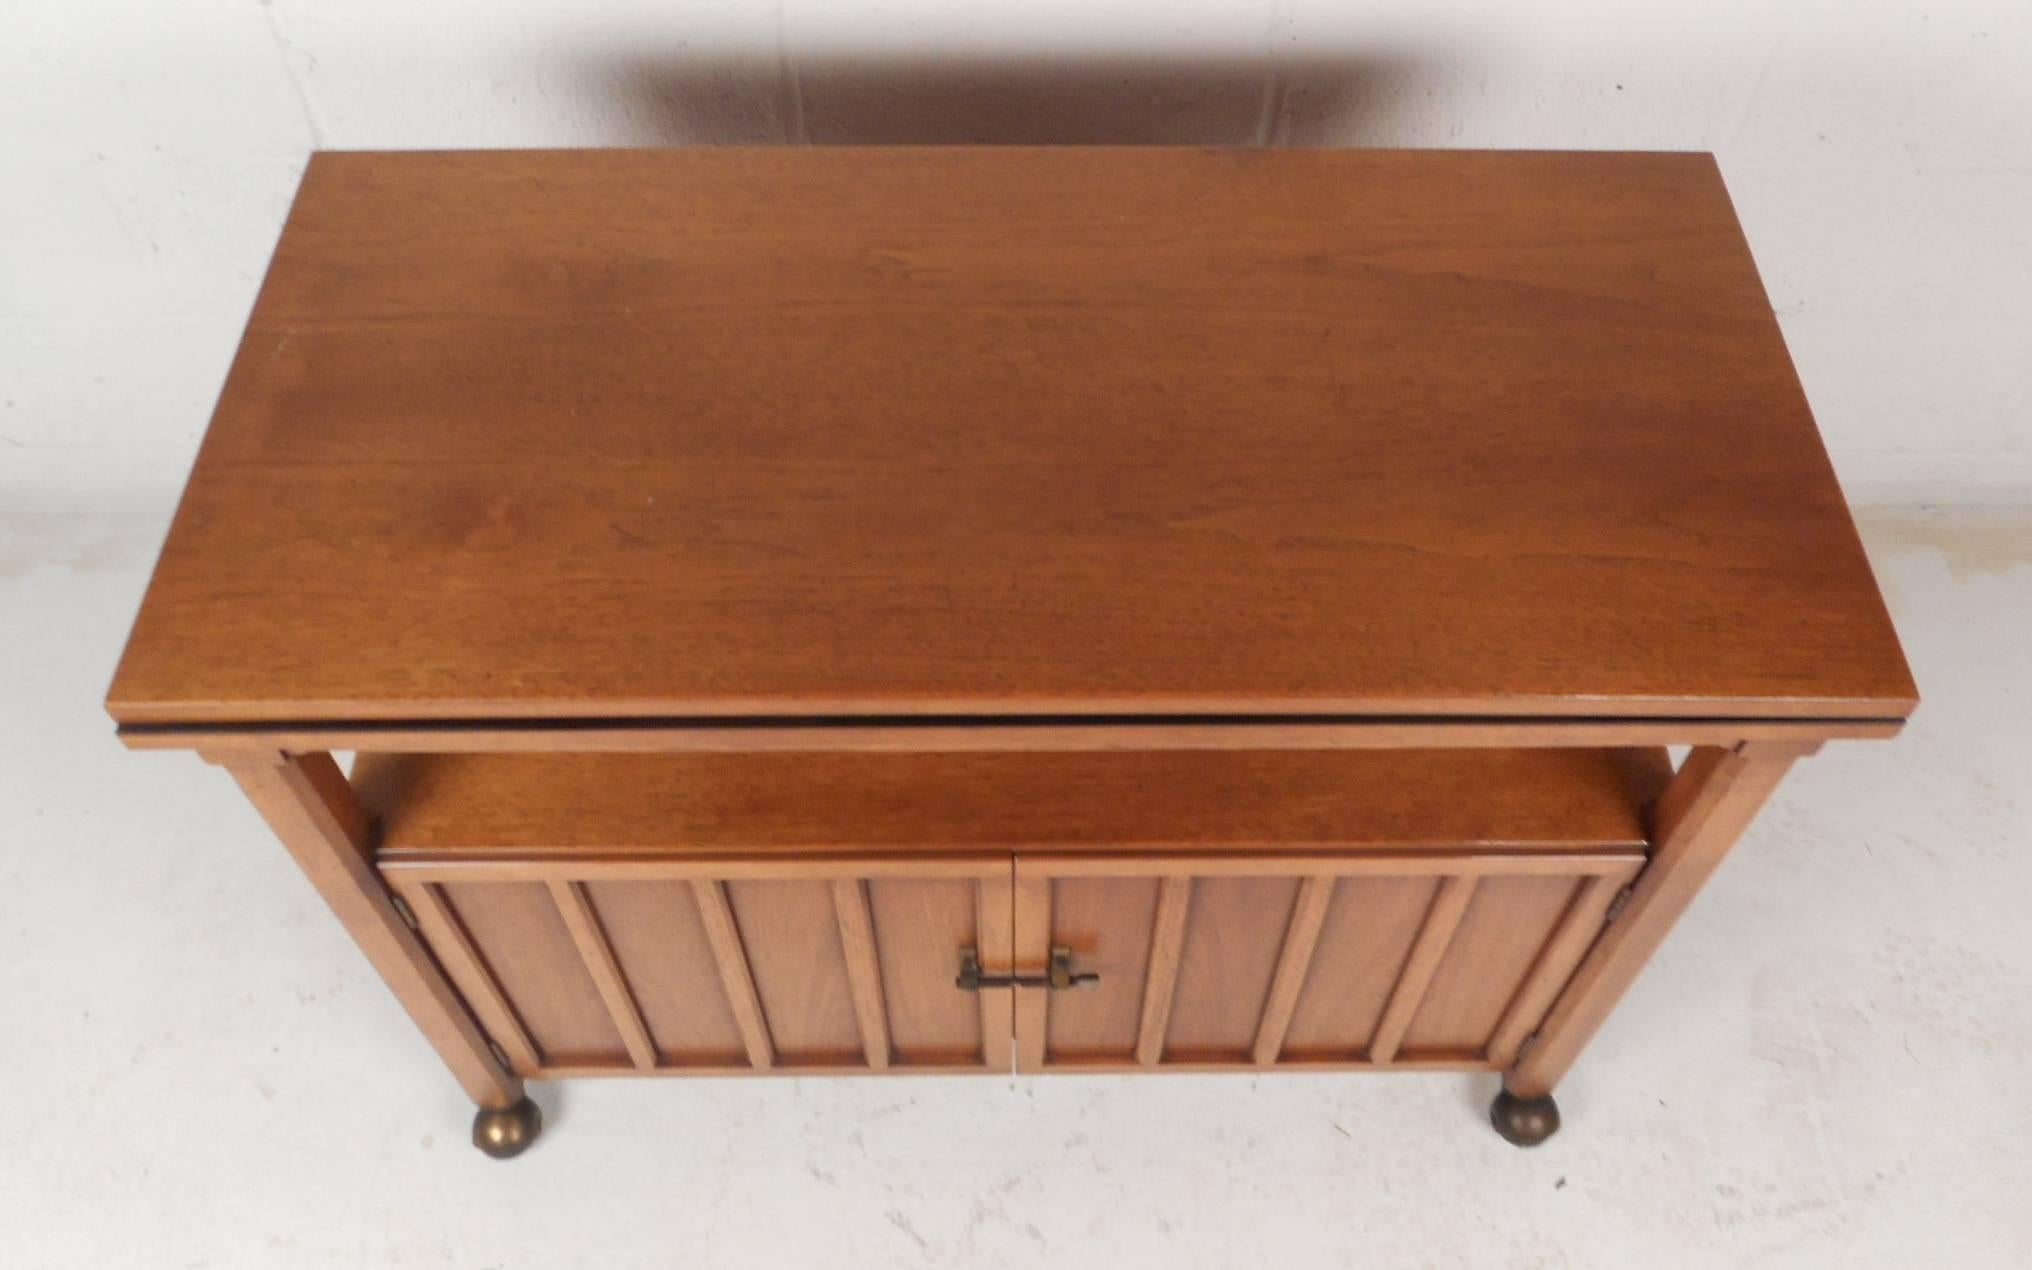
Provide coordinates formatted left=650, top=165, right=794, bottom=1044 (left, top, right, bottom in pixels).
left=1397, top=875, right=1586, bottom=1058
left=392, top=864, right=1009, bottom=1075
left=866, top=879, right=982, bottom=1064
left=548, top=879, right=658, bottom=1069
left=832, top=880, right=892, bottom=1069
left=395, top=880, right=543, bottom=1076
left=691, top=878, right=777, bottom=1070
left=1251, top=875, right=1337, bottom=1065
left=1163, top=877, right=1301, bottom=1061
left=582, top=881, right=749, bottom=1065
left=723, top=880, right=863, bottom=1063
left=1015, top=856, right=1641, bottom=1071
left=1040, top=877, right=1163, bottom=1062
left=1281, top=877, right=1438, bottom=1060
left=1366, top=875, right=1477, bottom=1063
left=436, top=882, right=624, bottom=1068
left=401, top=854, right=1636, bottom=1076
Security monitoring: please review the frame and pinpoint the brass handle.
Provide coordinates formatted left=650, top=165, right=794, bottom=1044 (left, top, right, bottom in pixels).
left=955, top=946, right=1099, bottom=992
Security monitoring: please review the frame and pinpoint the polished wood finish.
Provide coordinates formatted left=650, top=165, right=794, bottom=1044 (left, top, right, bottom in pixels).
left=548, top=880, right=657, bottom=1070
left=395, top=880, right=543, bottom=1076
left=1251, top=875, right=1336, bottom=1066
left=355, top=746, right=1661, bottom=1079
left=128, top=715, right=1899, bottom=754
left=1367, top=876, right=1477, bottom=1063
left=831, top=880, right=892, bottom=1070
left=1015, top=852, right=1636, bottom=1072
left=690, top=880, right=777, bottom=1071
left=1133, top=879, right=1195, bottom=1067
left=1009, top=873, right=1050, bottom=1072
left=110, top=148, right=1913, bottom=731
left=397, top=857, right=1008, bottom=1075
left=116, top=149, right=1916, bottom=1146
left=221, top=752, right=522, bottom=1107
left=1484, top=874, right=1625, bottom=1067
left=357, top=748, right=1667, bottom=858
left=975, top=874, right=1018, bottom=1073
left=1280, top=879, right=1449, bottom=1059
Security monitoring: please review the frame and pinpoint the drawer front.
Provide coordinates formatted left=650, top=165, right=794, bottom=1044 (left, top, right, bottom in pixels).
left=1011, top=852, right=1643, bottom=1072
left=382, top=858, right=1011, bottom=1076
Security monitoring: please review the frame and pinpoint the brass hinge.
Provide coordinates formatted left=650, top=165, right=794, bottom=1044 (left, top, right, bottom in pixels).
left=389, top=892, right=420, bottom=931
left=1604, top=886, right=1636, bottom=924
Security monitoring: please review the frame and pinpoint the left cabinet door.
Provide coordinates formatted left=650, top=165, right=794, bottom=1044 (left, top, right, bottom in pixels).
left=382, top=858, right=1014, bottom=1077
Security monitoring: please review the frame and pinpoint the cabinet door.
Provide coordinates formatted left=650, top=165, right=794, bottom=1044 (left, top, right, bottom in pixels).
left=384, top=858, right=1012, bottom=1076
left=1011, top=853, right=1642, bottom=1072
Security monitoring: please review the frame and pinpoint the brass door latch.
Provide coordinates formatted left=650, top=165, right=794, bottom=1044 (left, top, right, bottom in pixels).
left=955, top=946, right=1099, bottom=992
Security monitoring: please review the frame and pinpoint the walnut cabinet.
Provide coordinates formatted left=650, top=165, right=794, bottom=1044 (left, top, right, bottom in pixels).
left=108, top=148, right=1915, bottom=1157
left=362, top=749, right=1659, bottom=1082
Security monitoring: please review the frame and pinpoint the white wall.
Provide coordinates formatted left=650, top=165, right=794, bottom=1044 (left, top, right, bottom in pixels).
left=6, top=0, right=2029, bottom=502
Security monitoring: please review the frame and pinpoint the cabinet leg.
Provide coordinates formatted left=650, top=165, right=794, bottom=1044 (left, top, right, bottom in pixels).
left=211, top=751, right=529, bottom=1141
left=1502, top=741, right=1813, bottom=1101
left=472, top=1096, right=544, bottom=1159
left=1489, top=1081, right=1560, bottom=1147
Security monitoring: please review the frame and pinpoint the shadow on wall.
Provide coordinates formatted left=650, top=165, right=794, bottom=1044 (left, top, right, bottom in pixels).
left=587, top=50, right=1451, bottom=146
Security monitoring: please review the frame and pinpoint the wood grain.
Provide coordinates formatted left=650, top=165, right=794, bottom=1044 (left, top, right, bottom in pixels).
left=831, top=880, right=891, bottom=1070
left=436, top=881, right=623, bottom=1068
left=1012, top=874, right=1052, bottom=1071
left=1251, top=875, right=1336, bottom=1066
left=863, top=880, right=984, bottom=1066
left=396, top=880, right=543, bottom=1075
left=1163, top=876, right=1302, bottom=1060
left=1280, top=878, right=1443, bottom=1060
left=141, top=716, right=1901, bottom=754
left=976, top=873, right=1017, bottom=1073
left=108, top=148, right=1914, bottom=730
left=578, top=881, right=749, bottom=1065
left=1395, top=875, right=1585, bottom=1056
left=689, top=880, right=776, bottom=1070
left=1031, top=876, right=1155, bottom=1064
left=1484, top=872, right=1632, bottom=1066
left=547, top=879, right=657, bottom=1070
left=720, top=881, right=862, bottom=1061
left=1367, top=875, right=1477, bottom=1063
left=1133, top=878, right=1195, bottom=1066
left=357, top=748, right=1669, bottom=858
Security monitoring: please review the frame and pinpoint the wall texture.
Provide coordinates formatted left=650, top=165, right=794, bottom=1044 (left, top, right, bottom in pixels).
left=6, top=0, right=2028, bottom=501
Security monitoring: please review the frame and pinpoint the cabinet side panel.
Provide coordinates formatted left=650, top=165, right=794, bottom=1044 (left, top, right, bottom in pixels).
left=867, top=879, right=982, bottom=1065
left=440, top=882, right=625, bottom=1068
left=1399, top=875, right=1580, bottom=1057
left=725, top=880, right=862, bottom=1062
left=1045, top=877, right=1160, bottom=1061
left=1162, top=877, right=1301, bottom=1060
left=584, top=881, right=748, bottom=1066
left=1280, top=877, right=1438, bottom=1060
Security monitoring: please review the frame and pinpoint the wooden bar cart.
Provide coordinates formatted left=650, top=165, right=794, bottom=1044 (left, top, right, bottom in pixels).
left=107, top=147, right=1915, bottom=1156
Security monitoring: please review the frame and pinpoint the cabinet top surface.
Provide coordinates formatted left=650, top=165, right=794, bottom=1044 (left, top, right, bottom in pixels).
left=109, top=147, right=1914, bottom=729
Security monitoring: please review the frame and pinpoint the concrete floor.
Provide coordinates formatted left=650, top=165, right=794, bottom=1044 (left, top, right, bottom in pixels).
left=3, top=496, right=2028, bottom=1267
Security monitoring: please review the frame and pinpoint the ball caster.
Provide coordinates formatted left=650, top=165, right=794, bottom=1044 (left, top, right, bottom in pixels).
left=1489, top=1087, right=1560, bottom=1147
left=471, top=1096, right=543, bottom=1159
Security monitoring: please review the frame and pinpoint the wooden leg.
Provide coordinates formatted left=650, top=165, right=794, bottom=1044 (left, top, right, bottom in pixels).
left=214, top=750, right=535, bottom=1154
left=1499, top=739, right=1817, bottom=1128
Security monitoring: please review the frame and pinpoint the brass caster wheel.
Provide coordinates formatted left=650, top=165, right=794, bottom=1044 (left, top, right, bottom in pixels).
left=472, top=1096, right=543, bottom=1159
left=1490, top=1087, right=1560, bottom=1148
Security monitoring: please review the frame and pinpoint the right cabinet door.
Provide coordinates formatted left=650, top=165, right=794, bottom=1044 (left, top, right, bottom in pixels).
left=1011, top=851, right=1643, bottom=1073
